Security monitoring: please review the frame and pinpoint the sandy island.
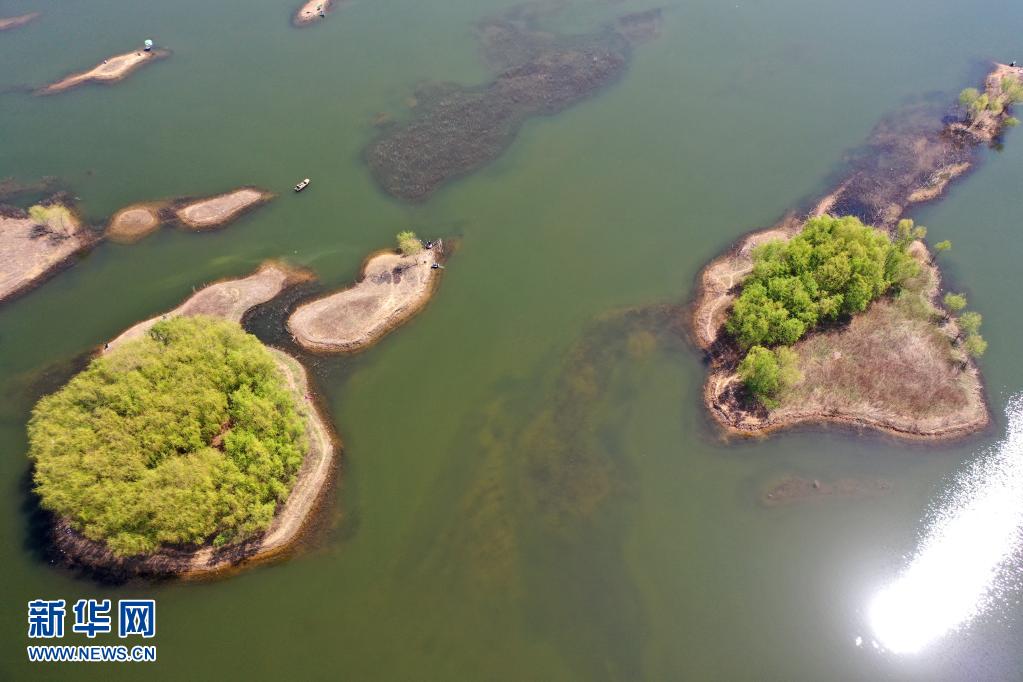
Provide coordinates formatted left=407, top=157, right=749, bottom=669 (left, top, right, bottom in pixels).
left=288, top=242, right=443, bottom=353
left=293, top=0, right=335, bottom=26
left=104, top=203, right=166, bottom=243
left=0, top=12, right=39, bottom=32
left=173, top=188, right=273, bottom=231
left=37, top=48, right=170, bottom=95
left=0, top=202, right=95, bottom=305
left=690, top=64, right=1022, bottom=441
left=53, top=262, right=337, bottom=578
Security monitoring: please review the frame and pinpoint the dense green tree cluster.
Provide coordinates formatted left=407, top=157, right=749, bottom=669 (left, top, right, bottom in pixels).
left=959, top=76, right=1023, bottom=123
left=28, top=317, right=307, bottom=556
left=397, top=230, right=422, bottom=256
left=726, top=215, right=919, bottom=350
left=737, top=346, right=801, bottom=409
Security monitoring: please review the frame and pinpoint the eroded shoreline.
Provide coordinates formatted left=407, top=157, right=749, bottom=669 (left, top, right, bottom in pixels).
left=690, top=63, right=1021, bottom=441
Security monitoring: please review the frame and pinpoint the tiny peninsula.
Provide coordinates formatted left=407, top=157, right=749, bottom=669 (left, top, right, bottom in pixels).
left=36, top=47, right=169, bottom=95
left=293, top=0, right=335, bottom=26
left=105, top=187, right=273, bottom=242
left=0, top=201, right=94, bottom=305
left=34, top=262, right=335, bottom=578
left=288, top=232, right=443, bottom=353
left=691, top=63, right=1023, bottom=440
left=0, top=12, right=39, bottom=32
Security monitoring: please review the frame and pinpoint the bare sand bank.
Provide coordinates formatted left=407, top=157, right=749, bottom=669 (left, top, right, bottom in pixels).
left=0, top=12, right=39, bottom=32
left=288, top=242, right=442, bottom=353
left=174, top=188, right=272, bottom=230
left=104, top=203, right=166, bottom=243
left=106, top=261, right=311, bottom=352
left=37, top=49, right=170, bottom=95
left=690, top=64, right=1021, bottom=441
left=0, top=202, right=95, bottom=305
left=293, top=0, right=335, bottom=26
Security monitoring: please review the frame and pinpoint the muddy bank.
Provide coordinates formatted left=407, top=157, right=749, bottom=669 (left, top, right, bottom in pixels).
left=293, top=0, right=335, bottom=26
left=36, top=48, right=170, bottom=95
left=288, top=242, right=443, bottom=353
left=690, top=65, right=1020, bottom=441
left=761, top=476, right=892, bottom=506
left=52, top=263, right=337, bottom=578
left=51, top=349, right=337, bottom=578
left=0, top=201, right=95, bottom=305
left=106, top=261, right=312, bottom=352
left=0, top=12, right=39, bottom=32
left=365, top=4, right=662, bottom=202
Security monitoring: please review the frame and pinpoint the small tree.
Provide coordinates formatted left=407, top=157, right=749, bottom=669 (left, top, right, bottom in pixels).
left=963, top=334, right=988, bottom=358
left=959, top=88, right=987, bottom=120
left=396, top=230, right=422, bottom=256
left=958, top=311, right=982, bottom=336
left=943, top=292, right=967, bottom=312
left=738, top=345, right=801, bottom=409
left=934, top=240, right=952, bottom=252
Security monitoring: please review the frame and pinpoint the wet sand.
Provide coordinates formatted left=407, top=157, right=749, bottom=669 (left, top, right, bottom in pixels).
left=174, top=188, right=272, bottom=230
left=762, top=476, right=892, bottom=506
left=0, top=203, right=94, bottom=304
left=0, top=12, right=39, bottom=32
left=293, top=0, right=335, bottom=26
left=37, top=49, right=170, bottom=95
left=288, top=244, right=442, bottom=352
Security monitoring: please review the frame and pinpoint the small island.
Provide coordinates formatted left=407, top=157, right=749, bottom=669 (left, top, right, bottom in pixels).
left=0, top=12, right=39, bottom=32
left=293, top=0, right=335, bottom=26
left=33, top=263, right=334, bottom=577
left=105, top=187, right=273, bottom=242
left=692, top=64, right=1023, bottom=440
left=0, top=201, right=95, bottom=304
left=288, top=232, right=443, bottom=352
left=36, top=48, right=170, bottom=95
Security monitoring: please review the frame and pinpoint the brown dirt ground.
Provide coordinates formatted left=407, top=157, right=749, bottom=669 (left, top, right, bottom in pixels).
left=36, top=49, right=170, bottom=95
left=0, top=204, right=94, bottom=304
left=173, top=188, right=272, bottom=230
left=288, top=243, right=442, bottom=353
left=0, top=12, right=39, bottom=31
left=106, top=261, right=311, bottom=352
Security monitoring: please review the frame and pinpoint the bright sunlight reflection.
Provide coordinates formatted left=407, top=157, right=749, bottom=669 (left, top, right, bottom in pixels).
left=868, top=396, right=1023, bottom=654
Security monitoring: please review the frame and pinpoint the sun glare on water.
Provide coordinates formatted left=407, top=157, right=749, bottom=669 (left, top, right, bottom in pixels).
left=868, top=397, right=1023, bottom=654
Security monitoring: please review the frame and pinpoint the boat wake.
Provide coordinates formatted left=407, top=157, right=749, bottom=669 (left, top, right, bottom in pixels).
left=868, top=396, right=1023, bottom=654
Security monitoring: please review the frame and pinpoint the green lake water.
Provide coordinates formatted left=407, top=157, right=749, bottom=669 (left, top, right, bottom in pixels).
left=3, top=0, right=1023, bottom=678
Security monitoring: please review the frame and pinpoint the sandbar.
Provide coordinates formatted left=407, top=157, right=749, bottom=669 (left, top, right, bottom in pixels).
left=173, top=187, right=272, bottom=230
left=761, top=476, right=892, bottom=506
left=288, top=243, right=443, bottom=352
left=0, top=202, right=94, bottom=304
left=104, top=203, right=166, bottom=243
left=293, top=0, right=335, bottom=26
left=37, top=49, right=170, bottom=95
left=0, top=12, right=39, bottom=32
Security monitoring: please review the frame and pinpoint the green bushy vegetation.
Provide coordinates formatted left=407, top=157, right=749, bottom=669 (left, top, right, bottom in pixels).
left=737, top=346, right=801, bottom=409
left=27, top=316, right=307, bottom=557
left=959, top=75, right=1023, bottom=122
left=726, top=215, right=919, bottom=351
left=397, top=230, right=422, bottom=256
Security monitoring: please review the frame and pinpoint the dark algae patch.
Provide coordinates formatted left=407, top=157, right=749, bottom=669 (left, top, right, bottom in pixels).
left=365, top=2, right=662, bottom=202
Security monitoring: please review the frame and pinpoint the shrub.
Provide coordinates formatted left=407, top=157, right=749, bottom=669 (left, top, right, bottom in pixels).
left=397, top=230, right=422, bottom=256
left=934, top=240, right=952, bottom=252
left=725, top=215, right=917, bottom=349
left=27, top=316, right=307, bottom=556
left=958, top=311, right=983, bottom=336
left=738, top=345, right=801, bottom=408
left=943, top=292, right=967, bottom=312
left=963, top=334, right=988, bottom=358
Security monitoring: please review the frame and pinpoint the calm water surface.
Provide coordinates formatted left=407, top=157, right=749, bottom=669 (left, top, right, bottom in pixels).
left=2, top=0, right=1023, bottom=679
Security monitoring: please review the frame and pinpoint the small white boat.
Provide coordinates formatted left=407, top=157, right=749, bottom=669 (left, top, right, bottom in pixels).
left=294, top=178, right=311, bottom=192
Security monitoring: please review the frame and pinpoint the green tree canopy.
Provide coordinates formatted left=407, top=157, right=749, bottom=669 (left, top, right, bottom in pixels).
left=397, top=230, right=422, bottom=256
left=737, top=345, right=801, bottom=408
left=725, top=215, right=917, bottom=349
left=944, top=292, right=967, bottom=312
left=27, top=316, right=307, bottom=557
